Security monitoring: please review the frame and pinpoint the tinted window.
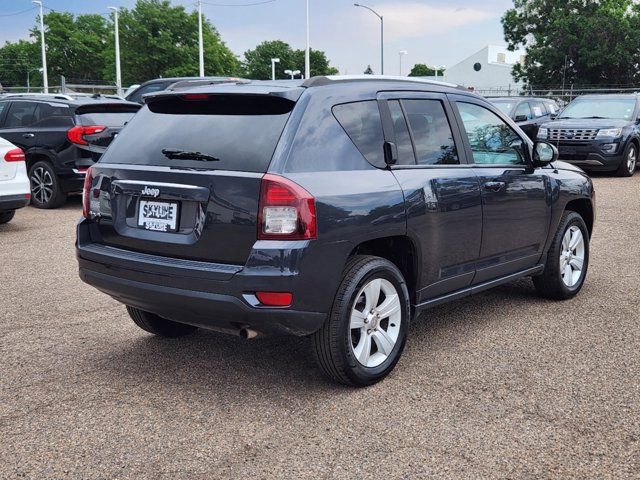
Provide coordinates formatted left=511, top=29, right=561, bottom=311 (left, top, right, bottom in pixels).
left=545, top=101, right=557, bottom=114
left=530, top=101, right=546, bottom=118
left=32, top=103, right=74, bottom=127
left=333, top=101, right=385, bottom=166
left=388, top=100, right=415, bottom=165
left=457, top=102, right=526, bottom=165
left=403, top=99, right=458, bottom=165
left=5, top=101, right=38, bottom=128
left=78, top=112, right=136, bottom=126
left=101, top=100, right=291, bottom=172
left=0, top=102, right=7, bottom=125
left=514, top=102, right=533, bottom=120
left=127, top=82, right=172, bottom=104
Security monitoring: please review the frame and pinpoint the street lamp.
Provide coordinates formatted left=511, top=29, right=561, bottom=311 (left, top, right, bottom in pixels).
left=32, top=1, right=48, bottom=94
left=271, top=58, right=280, bottom=81
left=354, top=3, right=384, bottom=75
left=197, top=0, right=204, bottom=77
left=398, top=50, right=407, bottom=76
left=108, top=7, right=122, bottom=97
left=284, top=69, right=301, bottom=80
left=305, top=0, right=310, bottom=79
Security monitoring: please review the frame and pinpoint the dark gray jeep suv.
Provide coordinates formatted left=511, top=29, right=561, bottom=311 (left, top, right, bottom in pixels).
left=76, top=76, right=595, bottom=386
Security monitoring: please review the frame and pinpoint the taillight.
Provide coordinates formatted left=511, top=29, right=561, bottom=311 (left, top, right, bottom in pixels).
left=4, top=148, right=25, bottom=162
left=67, top=125, right=106, bottom=145
left=255, top=292, right=293, bottom=307
left=82, top=167, right=94, bottom=219
left=257, top=174, right=317, bottom=240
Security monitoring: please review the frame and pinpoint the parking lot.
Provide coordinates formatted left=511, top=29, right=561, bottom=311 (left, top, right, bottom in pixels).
left=0, top=175, right=638, bottom=478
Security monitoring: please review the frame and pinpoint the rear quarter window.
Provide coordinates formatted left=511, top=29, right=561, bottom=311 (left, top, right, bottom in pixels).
left=332, top=101, right=385, bottom=167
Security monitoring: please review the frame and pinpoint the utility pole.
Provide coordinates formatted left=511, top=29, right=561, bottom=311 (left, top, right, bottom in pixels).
left=108, top=7, right=122, bottom=97
left=354, top=4, right=384, bottom=75
left=33, top=1, right=48, bottom=93
left=399, top=50, right=407, bottom=76
left=305, top=0, right=310, bottom=79
left=198, top=0, right=204, bottom=77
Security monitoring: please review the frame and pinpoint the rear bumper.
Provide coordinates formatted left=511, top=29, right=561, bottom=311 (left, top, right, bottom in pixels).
left=76, top=220, right=330, bottom=336
left=0, top=193, right=30, bottom=212
left=59, top=170, right=86, bottom=194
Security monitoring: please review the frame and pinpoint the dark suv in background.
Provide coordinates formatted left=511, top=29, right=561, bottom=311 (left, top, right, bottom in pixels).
left=537, top=94, right=640, bottom=176
left=489, top=96, right=560, bottom=140
left=0, top=94, right=140, bottom=208
left=77, top=77, right=595, bottom=386
left=125, top=76, right=244, bottom=104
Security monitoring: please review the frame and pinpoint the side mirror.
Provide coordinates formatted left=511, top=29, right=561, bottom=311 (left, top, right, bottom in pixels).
left=514, top=115, right=528, bottom=122
left=384, top=141, right=398, bottom=165
left=635, top=117, right=640, bottom=125
left=533, top=141, right=558, bottom=167
left=550, top=113, right=558, bottom=120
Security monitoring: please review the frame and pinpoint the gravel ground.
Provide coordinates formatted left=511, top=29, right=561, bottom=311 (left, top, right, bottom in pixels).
left=1, top=175, right=639, bottom=479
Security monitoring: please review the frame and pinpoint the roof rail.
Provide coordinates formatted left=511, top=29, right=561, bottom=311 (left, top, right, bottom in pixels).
left=302, top=75, right=459, bottom=88
left=2, top=93, right=75, bottom=101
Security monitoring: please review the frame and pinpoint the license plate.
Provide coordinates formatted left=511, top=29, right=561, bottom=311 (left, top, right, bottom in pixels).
left=137, top=200, right=179, bottom=232
left=560, top=147, right=577, bottom=155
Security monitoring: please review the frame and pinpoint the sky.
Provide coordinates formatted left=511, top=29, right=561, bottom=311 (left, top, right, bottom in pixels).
left=0, top=0, right=514, bottom=77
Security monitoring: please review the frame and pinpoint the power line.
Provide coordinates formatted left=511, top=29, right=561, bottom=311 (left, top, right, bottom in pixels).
left=0, top=6, right=37, bottom=17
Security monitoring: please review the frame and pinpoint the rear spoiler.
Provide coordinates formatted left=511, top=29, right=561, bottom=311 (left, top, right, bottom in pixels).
left=75, top=103, right=141, bottom=115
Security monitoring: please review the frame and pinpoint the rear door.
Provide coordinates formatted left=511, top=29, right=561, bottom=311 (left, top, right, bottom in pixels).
left=0, top=101, right=39, bottom=151
left=87, top=92, right=297, bottom=265
left=450, top=95, right=551, bottom=283
left=380, top=92, right=483, bottom=302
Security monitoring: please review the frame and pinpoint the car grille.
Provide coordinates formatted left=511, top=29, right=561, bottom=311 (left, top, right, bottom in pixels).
left=548, top=128, right=598, bottom=141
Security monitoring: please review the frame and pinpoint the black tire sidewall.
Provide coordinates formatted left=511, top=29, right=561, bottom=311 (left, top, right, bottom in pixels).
left=335, top=259, right=411, bottom=385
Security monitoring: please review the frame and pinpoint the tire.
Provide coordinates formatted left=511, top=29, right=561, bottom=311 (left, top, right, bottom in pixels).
left=0, top=210, right=15, bottom=224
left=29, top=160, right=66, bottom=209
left=312, top=255, right=411, bottom=387
left=534, top=211, right=589, bottom=300
left=126, top=306, right=198, bottom=338
left=616, top=142, right=637, bottom=177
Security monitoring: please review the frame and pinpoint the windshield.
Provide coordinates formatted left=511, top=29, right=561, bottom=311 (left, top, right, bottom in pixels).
left=492, top=101, right=513, bottom=115
left=559, top=98, right=636, bottom=120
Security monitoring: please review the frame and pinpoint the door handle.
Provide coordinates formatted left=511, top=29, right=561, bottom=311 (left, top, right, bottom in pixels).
left=22, top=133, right=35, bottom=139
left=483, top=181, right=506, bottom=192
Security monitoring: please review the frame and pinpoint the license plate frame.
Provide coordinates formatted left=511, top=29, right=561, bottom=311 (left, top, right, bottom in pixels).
left=137, top=199, right=180, bottom=232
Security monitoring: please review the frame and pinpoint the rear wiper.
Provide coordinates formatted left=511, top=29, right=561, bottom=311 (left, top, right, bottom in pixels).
left=161, top=148, right=219, bottom=162
left=579, top=116, right=607, bottom=119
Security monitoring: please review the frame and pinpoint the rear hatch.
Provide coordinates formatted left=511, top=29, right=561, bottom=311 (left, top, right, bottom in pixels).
left=72, top=102, right=140, bottom=167
left=87, top=87, right=301, bottom=265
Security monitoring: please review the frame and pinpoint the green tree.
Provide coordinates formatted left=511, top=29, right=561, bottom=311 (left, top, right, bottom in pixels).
left=0, top=40, right=40, bottom=89
left=243, top=40, right=338, bottom=79
left=502, top=0, right=640, bottom=87
left=30, top=11, right=109, bottom=83
left=364, top=65, right=374, bottom=75
left=102, top=0, right=239, bottom=85
left=408, top=64, right=444, bottom=77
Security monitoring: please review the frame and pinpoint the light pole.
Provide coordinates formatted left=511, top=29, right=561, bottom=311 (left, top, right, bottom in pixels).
left=108, top=7, right=122, bottom=97
left=197, top=0, right=204, bottom=77
left=284, top=69, right=301, bottom=79
left=271, top=58, right=280, bottom=80
left=32, top=1, right=48, bottom=93
left=305, top=0, right=310, bottom=79
left=354, top=3, right=383, bottom=75
left=398, top=50, right=407, bottom=76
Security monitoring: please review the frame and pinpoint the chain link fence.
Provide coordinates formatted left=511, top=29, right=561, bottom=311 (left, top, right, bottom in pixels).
left=475, top=85, right=640, bottom=107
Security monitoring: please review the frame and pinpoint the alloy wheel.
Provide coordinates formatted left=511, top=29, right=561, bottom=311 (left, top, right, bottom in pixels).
left=350, top=278, right=402, bottom=368
left=30, top=166, right=54, bottom=205
left=559, top=226, right=585, bottom=288
left=627, top=146, right=637, bottom=174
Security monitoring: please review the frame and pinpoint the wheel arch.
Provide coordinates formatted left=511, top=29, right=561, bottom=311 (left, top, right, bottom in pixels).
left=348, top=235, right=419, bottom=303
left=565, top=198, right=594, bottom=237
left=25, top=150, right=55, bottom=173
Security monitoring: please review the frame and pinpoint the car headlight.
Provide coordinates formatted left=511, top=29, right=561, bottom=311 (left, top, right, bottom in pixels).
left=596, top=128, right=622, bottom=139
left=537, top=127, right=548, bottom=139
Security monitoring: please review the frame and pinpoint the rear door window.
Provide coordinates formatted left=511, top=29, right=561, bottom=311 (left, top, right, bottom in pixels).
left=101, top=95, right=293, bottom=173
left=0, top=102, right=8, bottom=126
left=32, top=103, right=74, bottom=127
left=513, top=102, right=533, bottom=120
left=402, top=99, right=459, bottom=165
left=530, top=101, right=546, bottom=118
left=5, top=101, right=38, bottom=128
left=332, top=101, right=385, bottom=167
left=387, top=100, right=415, bottom=165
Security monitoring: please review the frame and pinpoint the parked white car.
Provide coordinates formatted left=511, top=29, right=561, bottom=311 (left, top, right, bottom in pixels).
left=0, top=137, right=30, bottom=224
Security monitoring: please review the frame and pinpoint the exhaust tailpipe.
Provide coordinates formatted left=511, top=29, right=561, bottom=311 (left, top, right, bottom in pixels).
left=240, top=328, right=259, bottom=340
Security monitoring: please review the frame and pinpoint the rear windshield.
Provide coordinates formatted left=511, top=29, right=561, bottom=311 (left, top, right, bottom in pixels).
left=78, top=112, right=137, bottom=126
left=100, top=96, right=292, bottom=172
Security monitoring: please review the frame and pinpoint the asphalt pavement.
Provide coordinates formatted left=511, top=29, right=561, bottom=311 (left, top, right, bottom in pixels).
left=1, top=175, right=638, bottom=479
